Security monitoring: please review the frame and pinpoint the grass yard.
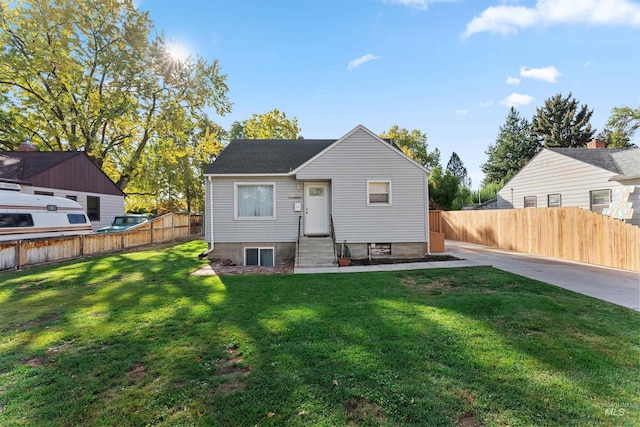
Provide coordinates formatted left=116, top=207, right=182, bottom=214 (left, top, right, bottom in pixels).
left=0, top=241, right=638, bottom=426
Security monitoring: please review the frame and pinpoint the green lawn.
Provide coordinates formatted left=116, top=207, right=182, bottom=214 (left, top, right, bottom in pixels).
left=0, top=241, right=638, bottom=426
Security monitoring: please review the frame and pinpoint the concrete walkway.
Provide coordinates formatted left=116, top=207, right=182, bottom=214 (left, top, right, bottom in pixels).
left=294, top=240, right=640, bottom=311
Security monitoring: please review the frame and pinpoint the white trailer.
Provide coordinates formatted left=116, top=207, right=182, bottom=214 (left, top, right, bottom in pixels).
left=0, top=190, right=92, bottom=241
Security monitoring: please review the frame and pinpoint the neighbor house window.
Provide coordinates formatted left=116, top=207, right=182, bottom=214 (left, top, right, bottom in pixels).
left=87, top=196, right=100, bottom=221
left=34, top=191, right=54, bottom=196
left=547, top=194, right=561, bottom=207
left=524, top=196, right=537, bottom=208
left=367, top=181, right=391, bottom=205
left=235, top=183, right=276, bottom=219
left=66, top=195, right=77, bottom=201
left=244, top=247, right=274, bottom=267
left=590, top=189, right=611, bottom=214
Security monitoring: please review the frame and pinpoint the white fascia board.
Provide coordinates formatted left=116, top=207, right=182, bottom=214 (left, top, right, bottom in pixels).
left=204, top=173, right=291, bottom=177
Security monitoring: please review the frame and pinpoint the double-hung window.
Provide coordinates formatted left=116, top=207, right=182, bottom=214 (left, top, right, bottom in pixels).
left=367, top=180, right=391, bottom=205
left=235, top=183, right=276, bottom=219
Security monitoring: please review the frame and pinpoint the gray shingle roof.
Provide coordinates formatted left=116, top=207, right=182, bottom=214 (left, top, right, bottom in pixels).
left=205, top=139, right=336, bottom=174
left=548, top=147, right=639, bottom=176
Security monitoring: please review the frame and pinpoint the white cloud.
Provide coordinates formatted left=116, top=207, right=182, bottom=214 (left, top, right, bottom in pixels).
left=346, top=54, right=380, bottom=71
left=386, top=0, right=456, bottom=11
left=520, top=66, right=561, bottom=82
left=456, top=109, right=469, bottom=116
left=500, top=93, right=534, bottom=107
left=478, top=101, right=494, bottom=107
left=506, top=76, right=521, bottom=85
left=584, top=60, right=594, bottom=67
left=464, top=0, right=640, bottom=37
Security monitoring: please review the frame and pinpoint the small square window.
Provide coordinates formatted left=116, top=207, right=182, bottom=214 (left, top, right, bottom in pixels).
left=66, top=195, right=77, bottom=201
left=368, top=181, right=391, bottom=205
left=524, top=196, right=537, bottom=208
left=547, top=194, right=561, bottom=207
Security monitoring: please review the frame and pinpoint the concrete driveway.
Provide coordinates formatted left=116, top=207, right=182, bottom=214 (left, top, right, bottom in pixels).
left=445, top=240, right=640, bottom=311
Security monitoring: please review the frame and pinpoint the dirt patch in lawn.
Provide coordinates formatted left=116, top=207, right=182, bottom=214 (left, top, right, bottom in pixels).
left=128, top=364, right=147, bottom=381
left=22, top=356, right=45, bottom=368
left=9, top=313, right=61, bottom=331
left=401, top=276, right=456, bottom=293
left=212, top=348, right=251, bottom=395
left=456, top=411, right=484, bottom=427
left=345, top=396, right=385, bottom=424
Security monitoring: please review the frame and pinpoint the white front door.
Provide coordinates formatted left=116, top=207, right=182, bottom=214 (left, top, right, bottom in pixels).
left=304, top=182, right=330, bottom=235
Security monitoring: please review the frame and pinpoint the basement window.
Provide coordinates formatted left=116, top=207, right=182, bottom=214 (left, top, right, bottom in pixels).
left=547, top=194, right=562, bottom=207
left=244, top=247, right=274, bottom=267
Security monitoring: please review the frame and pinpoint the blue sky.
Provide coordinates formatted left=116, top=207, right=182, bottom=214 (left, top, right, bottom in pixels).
left=139, top=0, right=640, bottom=188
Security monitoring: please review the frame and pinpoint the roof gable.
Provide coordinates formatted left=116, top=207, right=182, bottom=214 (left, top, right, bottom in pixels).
left=0, top=151, right=124, bottom=196
left=293, top=125, right=430, bottom=175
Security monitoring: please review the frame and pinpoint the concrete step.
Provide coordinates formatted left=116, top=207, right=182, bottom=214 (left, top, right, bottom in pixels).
left=296, top=237, right=337, bottom=267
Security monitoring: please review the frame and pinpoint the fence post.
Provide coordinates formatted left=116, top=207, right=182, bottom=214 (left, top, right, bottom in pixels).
left=15, top=241, right=21, bottom=270
left=151, top=218, right=154, bottom=246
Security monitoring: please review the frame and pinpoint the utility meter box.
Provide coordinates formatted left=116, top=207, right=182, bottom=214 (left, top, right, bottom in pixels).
left=294, top=203, right=302, bottom=212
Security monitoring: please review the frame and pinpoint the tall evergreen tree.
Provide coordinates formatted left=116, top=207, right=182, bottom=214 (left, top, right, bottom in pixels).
left=446, top=152, right=470, bottom=188
left=530, top=92, right=595, bottom=147
left=481, top=107, right=540, bottom=186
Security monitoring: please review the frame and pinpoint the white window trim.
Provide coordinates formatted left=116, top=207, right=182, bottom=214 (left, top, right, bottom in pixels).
left=367, top=180, right=392, bottom=206
left=234, top=182, right=277, bottom=220
left=244, top=247, right=275, bottom=266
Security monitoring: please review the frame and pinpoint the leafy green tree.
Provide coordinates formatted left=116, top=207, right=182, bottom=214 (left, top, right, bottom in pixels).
left=601, top=106, right=640, bottom=148
left=530, top=92, right=595, bottom=147
left=482, top=107, right=540, bottom=186
left=241, top=109, right=300, bottom=139
left=0, top=0, right=231, bottom=191
left=428, top=167, right=459, bottom=210
left=228, top=121, right=246, bottom=140
left=379, top=125, right=440, bottom=169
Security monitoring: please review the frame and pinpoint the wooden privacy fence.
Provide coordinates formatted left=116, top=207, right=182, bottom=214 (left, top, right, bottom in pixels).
left=441, top=207, right=640, bottom=272
left=0, top=213, right=203, bottom=271
left=429, top=210, right=443, bottom=232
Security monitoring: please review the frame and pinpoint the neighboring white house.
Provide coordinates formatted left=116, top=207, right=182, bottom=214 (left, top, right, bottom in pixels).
left=0, top=145, right=125, bottom=231
left=496, top=142, right=640, bottom=226
left=203, top=125, right=431, bottom=266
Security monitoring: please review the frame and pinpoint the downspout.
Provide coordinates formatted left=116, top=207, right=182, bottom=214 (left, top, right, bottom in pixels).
left=198, top=176, right=216, bottom=259
left=425, top=172, right=431, bottom=255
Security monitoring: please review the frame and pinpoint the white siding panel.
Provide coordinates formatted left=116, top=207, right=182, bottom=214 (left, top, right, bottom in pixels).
left=204, top=178, right=212, bottom=243
left=23, top=185, right=124, bottom=231
left=496, top=149, right=639, bottom=226
left=296, top=128, right=428, bottom=242
left=212, top=176, right=302, bottom=243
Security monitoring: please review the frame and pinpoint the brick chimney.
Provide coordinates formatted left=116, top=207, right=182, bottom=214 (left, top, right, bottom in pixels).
left=587, top=138, right=606, bottom=149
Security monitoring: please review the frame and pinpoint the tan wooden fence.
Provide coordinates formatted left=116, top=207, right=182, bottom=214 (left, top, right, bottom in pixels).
left=441, top=207, right=640, bottom=272
left=0, top=213, right=203, bottom=271
left=429, top=210, right=443, bottom=232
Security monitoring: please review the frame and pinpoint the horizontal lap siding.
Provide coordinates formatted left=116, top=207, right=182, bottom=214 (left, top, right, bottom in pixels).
left=496, top=150, right=639, bottom=226
left=212, top=176, right=301, bottom=243
left=296, top=128, right=427, bottom=243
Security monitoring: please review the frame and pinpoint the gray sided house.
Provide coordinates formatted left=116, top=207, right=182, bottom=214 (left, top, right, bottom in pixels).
left=497, top=143, right=640, bottom=226
left=204, top=125, right=431, bottom=267
left=0, top=147, right=125, bottom=231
